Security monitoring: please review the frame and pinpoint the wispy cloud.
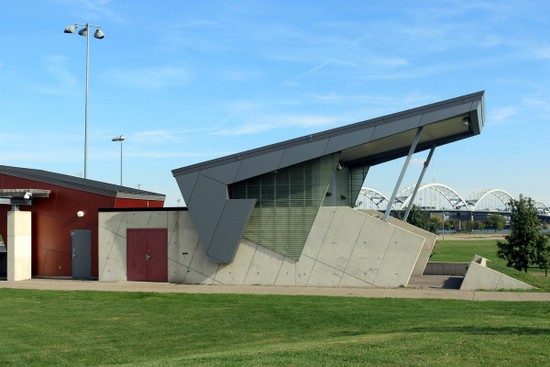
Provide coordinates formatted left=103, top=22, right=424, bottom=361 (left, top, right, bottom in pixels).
left=28, top=55, right=79, bottom=95
left=489, top=106, right=519, bottom=126
left=53, top=0, right=120, bottom=22
left=125, top=124, right=228, bottom=144
left=0, top=131, right=83, bottom=163
left=218, top=69, right=264, bottom=82
left=310, top=92, right=438, bottom=114
left=131, top=130, right=185, bottom=144
left=522, top=94, right=550, bottom=121
left=311, top=92, right=435, bottom=104
left=212, top=114, right=342, bottom=136
left=102, top=66, right=192, bottom=90
left=292, top=32, right=370, bottom=81
left=127, top=150, right=230, bottom=159
left=156, top=19, right=233, bottom=53
left=534, top=46, right=550, bottom=59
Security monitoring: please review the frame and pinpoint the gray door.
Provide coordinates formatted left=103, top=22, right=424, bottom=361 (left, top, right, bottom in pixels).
left=71, top=229, right=91, bottom=279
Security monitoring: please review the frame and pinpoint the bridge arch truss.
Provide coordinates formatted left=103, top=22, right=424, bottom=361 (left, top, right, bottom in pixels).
left=395, top=183, right=471, bottom=211
left=465, top=189, right=513, bottom=212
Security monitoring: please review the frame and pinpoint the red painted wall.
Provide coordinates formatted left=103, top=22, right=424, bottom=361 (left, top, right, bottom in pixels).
left=0, top=174, right=164, bottom=277
left=114, top=197, right=164, bottom=209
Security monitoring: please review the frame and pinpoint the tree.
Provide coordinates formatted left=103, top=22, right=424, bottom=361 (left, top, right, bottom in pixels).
left=497, top=195, right=547, bottom=272
left=444, top=220, right=455, bottom=231
left=399, top=204, right=430, bottom=232
left=473, top=220, right=486, bottom=231
left=484, top=214, right=506, bottom=232
left=427, top=215, right=443, bottom=233
left=462, top=220, right=475, bottom=232
left=540, top=239, right=550, bottom=277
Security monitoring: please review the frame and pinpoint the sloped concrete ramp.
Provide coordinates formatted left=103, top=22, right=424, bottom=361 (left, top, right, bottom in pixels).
left=460, top=255, right=535, bottom=291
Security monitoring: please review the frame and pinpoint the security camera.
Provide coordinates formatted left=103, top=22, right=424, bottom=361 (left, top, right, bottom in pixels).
left=24, top=192, right=32, bottom=200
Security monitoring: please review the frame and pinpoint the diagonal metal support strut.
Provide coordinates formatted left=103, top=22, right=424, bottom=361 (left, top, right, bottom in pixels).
left=403, top=144, right=436, bottom=221
left=383, top=127, right=424, bottom=221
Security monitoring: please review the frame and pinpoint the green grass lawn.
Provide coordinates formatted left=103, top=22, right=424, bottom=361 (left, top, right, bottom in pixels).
left=430, top=239, right=500, bottom=262
left=0, top=289, right=549, bottom=366
left=431, top=239, right=550, bottom=291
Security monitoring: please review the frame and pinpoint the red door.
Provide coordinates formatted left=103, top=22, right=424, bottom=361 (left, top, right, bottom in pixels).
left=127, top=228, right=168, bottom=282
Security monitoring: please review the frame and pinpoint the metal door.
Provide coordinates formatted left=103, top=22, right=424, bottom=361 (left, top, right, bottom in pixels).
left=71, top=229, right=91, bottom=279
left=127, top=228, right=167, bottom=282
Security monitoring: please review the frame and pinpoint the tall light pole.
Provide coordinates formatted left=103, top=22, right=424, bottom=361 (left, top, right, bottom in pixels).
left=64, top=23, right=105, bottom=179
left=112, top=135, right=125, bottom=185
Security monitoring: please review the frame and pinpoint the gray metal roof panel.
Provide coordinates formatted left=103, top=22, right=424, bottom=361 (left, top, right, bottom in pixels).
left=172, top=91, right=484, bottom=176
left=0, top=165, right=165, bottom=200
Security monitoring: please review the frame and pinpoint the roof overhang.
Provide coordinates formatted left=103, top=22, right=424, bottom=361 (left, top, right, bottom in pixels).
left=171, top=91, right=485, bottom=264
left=0, top=189, right=51, bottom=198
left=174, top=91, right=484, bottom=176
left=0, top=189, right=51, bottom=207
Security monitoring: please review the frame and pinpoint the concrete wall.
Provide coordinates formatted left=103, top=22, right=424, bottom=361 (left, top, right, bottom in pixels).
left=460, top=255, right=534, bottom=291
left=361, top=210, right=437, bottom=276
left=424, top=262, right=469, bottom=276
left=7, top=211, right=32, bottom=281
left=98, top=210, right=192, bottom=281
left=99, top=207, right=427, bottom=287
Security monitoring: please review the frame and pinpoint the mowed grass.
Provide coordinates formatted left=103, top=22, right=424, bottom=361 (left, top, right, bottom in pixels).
left=430, top=239, right=500, bottom=262
left=431, top=239, right=550, bottom=291
left=0, top=289, right=549, bottom=366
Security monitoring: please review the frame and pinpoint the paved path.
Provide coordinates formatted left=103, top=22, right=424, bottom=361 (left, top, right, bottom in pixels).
left=1, top=278, right=550, bottom=301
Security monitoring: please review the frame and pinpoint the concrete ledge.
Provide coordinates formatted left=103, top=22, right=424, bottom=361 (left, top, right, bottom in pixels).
left=460, top=255, right=535, bottom=291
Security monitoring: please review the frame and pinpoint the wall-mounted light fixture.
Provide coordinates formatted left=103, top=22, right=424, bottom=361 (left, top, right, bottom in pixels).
left=463, top=117, right=471, bottom=127
left=77, top=211, right=85, bottom=218
left=24, top=192, right=32, bottom=200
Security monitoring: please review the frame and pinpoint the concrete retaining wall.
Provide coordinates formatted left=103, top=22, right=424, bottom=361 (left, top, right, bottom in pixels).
left=99, top=207, right=427, bottom=287
left=424, top=262, right=469, bottom=276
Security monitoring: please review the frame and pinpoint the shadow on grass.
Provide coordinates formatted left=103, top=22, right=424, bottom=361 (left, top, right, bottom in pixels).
left=406, top=326, right=550, bottom=335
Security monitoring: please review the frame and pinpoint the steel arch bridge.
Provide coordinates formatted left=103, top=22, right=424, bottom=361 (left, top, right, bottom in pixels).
left=357, top=188, right=391, bottom=210
left=535, top=201, right=550, bottom=215
left=465, top=189, right=514, bottom=212
left=356, top=184, right=518, bottom=212
left=395, top=183, right=470, bottom=211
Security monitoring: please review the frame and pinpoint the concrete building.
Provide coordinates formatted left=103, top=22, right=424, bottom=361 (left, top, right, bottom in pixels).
left=0, top=166, right=165, bottom=280
left=98, top=91, right=486, bottom=287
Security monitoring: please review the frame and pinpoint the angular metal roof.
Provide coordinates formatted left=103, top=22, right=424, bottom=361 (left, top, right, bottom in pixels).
left=172, top=91, right=485, bottom=264
left=174, top=91, right=484, bottom=177
left=0, top=165, right=165, bottom=201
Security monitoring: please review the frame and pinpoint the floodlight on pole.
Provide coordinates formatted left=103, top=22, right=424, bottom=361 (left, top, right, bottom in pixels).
left=112, top=135, right=125, bottom=185
left=64, top=22, right=105, bottom=179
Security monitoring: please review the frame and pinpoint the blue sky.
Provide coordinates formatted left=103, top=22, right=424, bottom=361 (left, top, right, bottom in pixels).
left=1, top=0, right=549, bottom=206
